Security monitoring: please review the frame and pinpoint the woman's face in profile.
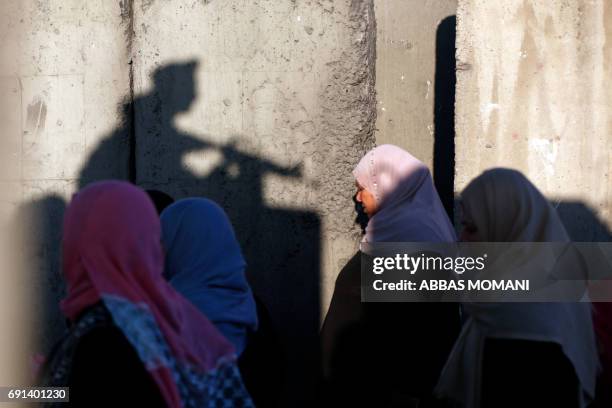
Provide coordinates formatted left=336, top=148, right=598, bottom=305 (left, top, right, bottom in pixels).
left=355, top=181, right=378, bottom=217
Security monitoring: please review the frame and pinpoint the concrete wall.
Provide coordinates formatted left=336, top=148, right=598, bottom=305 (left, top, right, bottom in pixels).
left=125, top=1, right=377, bottom=404
left=455, top=0, right=612, bottom=237
left=374, top=0, right=457, bottom=215
left=0, top=1, right=28, bottom=389
left=0, top=1, right=132, bottom=390
left=374, top=0, right=456, bottom=167
left=127, top=0, right=376, bottom=317
left=2, top=0, right=377, bottom=402
left=4, top=0, right=610, bottom=398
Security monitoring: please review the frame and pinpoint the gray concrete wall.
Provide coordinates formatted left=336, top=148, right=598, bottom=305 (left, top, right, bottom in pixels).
left=126, top=1, right=377, bottom=404
left=0, top=1, right=29, bottom=389
left=2, top=0, right=377, bottom=401
left=374, top=0, right=457, bottom=168
left=128, top=0, right=376, bottom=317
left=455, top=0, right=612, bottom=237
left=5, top=0, right=610, bottom=397
left=374, top=0, right=457, bottom=215
left=0, top=1, right=132, bottom=389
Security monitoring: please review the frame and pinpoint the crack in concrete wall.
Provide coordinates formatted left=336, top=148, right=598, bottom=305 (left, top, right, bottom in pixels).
left=121, top=0, right=137, bottom=183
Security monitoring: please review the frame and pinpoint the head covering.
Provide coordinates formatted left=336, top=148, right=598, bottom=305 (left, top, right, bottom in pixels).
left=460, top=168, right=587, bottom=290
left=61, top=181, right=251, bottom=407
left=161, top=198, right=257, bottom=355
left=353, top=144, right=456, bottom=243
left=436, top=168, right=598, bottom=408
left=461, top=168, right=569, bottom=242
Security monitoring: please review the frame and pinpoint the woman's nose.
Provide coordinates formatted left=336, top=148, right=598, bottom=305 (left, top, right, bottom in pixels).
left=356, top=191, right=362, bottom=202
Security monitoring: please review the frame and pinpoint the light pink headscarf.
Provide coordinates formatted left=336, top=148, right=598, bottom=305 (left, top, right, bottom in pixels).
left=353, top=144, right=456, bottom=243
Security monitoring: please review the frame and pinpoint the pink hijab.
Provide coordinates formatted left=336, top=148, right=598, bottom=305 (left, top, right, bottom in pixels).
left=353, top=144, right=456, bottom=243
left=61, top=181, right=236, bottom=407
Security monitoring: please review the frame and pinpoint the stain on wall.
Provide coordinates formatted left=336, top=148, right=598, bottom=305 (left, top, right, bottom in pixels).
left=455, top=0, right=611, bottom=232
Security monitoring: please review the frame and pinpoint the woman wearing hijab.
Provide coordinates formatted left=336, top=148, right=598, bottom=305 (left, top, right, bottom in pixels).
left=161, top=199, right=286, bottom=407
left=321, top=144, right=461, bottom=407
left=160, top=198, right=258, bottom=356
left=40, top=181, right=253, bottom=407
left=436, top=168, right=598, bottom=408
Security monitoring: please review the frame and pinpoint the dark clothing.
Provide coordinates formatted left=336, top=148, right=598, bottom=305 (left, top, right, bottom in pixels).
left=146, top=189, right=175, bottom=215
left=40, top=304, right=166, bottom=407
left=238, top=296, right=285, bottom=408
left=69, top=326, right=165, bottom=407
left=321, top=251, right=461, bottom=408
left=481, top=338, right=580, bottom=408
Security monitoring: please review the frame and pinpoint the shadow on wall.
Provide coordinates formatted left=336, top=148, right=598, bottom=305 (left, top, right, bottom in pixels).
left=556, top=201, right=612, bottom=242
left=15, top=42, right=611, bottom=408
left=433, top=15, right=456, bottom=221
left=18, top=60, right=322, bottom=406
left=452, top=194, right=612, bottom=242
left=13, top=195, right=67, bottom=354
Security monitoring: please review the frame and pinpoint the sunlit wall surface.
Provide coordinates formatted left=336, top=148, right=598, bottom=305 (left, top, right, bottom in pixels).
left=455, top=0, right=612, bottom=236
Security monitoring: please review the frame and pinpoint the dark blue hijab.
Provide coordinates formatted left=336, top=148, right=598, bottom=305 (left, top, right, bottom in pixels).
left=161, top=198, right=257, bottom=354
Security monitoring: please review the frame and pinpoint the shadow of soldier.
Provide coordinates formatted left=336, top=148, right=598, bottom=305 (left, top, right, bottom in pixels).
left=78, top=60, right=322, bottom=406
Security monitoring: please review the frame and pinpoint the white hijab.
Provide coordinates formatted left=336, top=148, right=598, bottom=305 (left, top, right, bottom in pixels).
left=436, top=168, right=598, bottom=408
left=353, top=144, right=456, bottom=243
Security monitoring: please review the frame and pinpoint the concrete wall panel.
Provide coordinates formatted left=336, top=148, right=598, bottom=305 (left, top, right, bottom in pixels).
left=374, top=0, right=457, bottom=215
left=1, top=1, right=133, bottom=359
left=374, top=0, right=457, bottom=168
left=456, top=0, right=612, bottom=233
left=127, top=0, right=376, bottom=405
